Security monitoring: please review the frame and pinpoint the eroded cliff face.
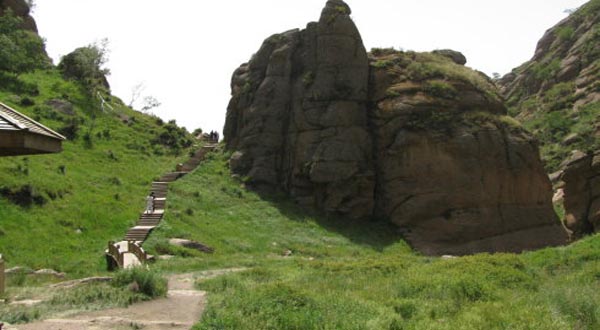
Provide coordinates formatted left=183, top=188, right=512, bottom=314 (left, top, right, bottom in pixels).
left=498, top=0, right=599, bottom=171
left=225, top=0, right=374, bottom=218
left=558, top=151, right=600, bottom=237
left=369, top=50, right=565, bottom=254
left=0, top=0, right=39, bottom=32
left=224, top=0, right=567, bottom=255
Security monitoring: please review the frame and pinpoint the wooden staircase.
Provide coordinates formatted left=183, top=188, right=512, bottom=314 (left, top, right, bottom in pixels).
left=106, top=144, right=217, bottom=269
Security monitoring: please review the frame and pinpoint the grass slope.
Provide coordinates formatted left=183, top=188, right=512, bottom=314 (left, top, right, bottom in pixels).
left=146, top=151, right=600, bottom=329
left=0, top=69, right=193, bottom=277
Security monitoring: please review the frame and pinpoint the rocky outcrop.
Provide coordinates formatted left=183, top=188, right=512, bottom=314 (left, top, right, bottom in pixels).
left=500, top=0, right=600, bottom=110
left=498, top=0, right=599, bottom=171
left=369, top=51, right=565, bottom=255
left=224, top=0, right=567, bottom=255
left=559, top=150, right=600, bottom=237
left=0, top=0, right=39, bottom=32
left=225, top=0, right=374, bottom=218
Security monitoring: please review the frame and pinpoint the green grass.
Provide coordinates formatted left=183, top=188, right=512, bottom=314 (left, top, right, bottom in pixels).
left=0, top=69, right=194, bottom=277
left=0, top=267, right=166, bottom=324
left=140, top=151, right=600, bottom=329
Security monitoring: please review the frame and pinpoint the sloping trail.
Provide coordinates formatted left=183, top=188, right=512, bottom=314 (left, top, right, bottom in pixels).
left=11, top=269, right=245, bottom=330
left=107, top=144, right=217, bottom=269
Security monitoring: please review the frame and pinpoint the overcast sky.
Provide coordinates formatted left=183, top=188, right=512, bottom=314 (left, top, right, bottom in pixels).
left=33, top=0, right=589, bottom=133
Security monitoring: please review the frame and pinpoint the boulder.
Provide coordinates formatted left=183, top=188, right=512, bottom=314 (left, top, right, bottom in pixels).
left=432, top=49, right=467, bottom=65
left=223, top=1, right=567, bottom=255
left=225, top=0, right=374, bottom=219
left=559, top=150, right=600, bottom=236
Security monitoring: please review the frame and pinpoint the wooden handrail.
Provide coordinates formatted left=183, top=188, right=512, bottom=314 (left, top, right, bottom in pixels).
left=128, top=241, right=147, bottom=263
left=107, top=241, right=124, bottom=268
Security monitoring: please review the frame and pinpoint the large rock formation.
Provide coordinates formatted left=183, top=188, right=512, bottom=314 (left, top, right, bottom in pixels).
left=226, top=0, right=374, bottom=218
left=498, top=0, right=599, bottom=171
left=0, top=0, right=39, bottom=32
left=224, top=0, right=567, bottom=255
left=558, top=151, right=600, bottom=237
left=500, top=0, right=600, bottom=110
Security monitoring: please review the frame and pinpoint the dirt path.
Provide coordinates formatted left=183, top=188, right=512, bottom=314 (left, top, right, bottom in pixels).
left=9, top=268, right=245, bottom=330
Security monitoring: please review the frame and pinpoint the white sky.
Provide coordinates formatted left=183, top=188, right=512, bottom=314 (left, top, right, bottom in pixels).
left=33, top=0, right=589, bottom=133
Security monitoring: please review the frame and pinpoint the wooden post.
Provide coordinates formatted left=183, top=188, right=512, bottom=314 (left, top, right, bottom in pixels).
left=0, top=254, right=5, bottom=295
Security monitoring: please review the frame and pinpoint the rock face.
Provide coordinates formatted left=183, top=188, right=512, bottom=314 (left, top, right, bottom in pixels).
left=500, top=0, right=600, bottom=110
left=498, top=0, right=600, bottom=171
left=224, top=0, right=567, bottom=255
left=225, top=0, right=374, bottom=218
left=559, top=151, right=600, bottom=237
left=0, top=0, right=39, bottom=32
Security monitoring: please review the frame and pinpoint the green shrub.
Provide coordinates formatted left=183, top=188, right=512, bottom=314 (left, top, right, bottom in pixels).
left=532, top=59, right=561, bottom=80
left=58, top=41, right=110, bottom=94
left=0, top=9, right=48, bottom=75
left=556, top=26, right=576, bottom=41
left=152, top=119, right=193, bottom=153
left=424, top=80, right=458, bottom=99
left=112, top=267, right=167, bottom=298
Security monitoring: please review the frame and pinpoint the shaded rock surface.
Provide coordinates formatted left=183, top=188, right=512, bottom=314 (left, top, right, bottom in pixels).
left=224, top=0, right=566, bottom=255
left=559, top=150, right=600, bottom=237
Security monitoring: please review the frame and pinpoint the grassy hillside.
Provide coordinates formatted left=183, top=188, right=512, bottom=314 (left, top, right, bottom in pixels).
left=143, top=151, right=600, bottom=329
left=0, top=69, right=194, bottom=277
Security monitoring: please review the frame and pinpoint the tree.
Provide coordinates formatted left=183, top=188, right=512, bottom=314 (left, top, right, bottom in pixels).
left=128, top=82, right=146, bottom=107
left=58, top=39, right=111, bottom=95
left=0, top=9, right=47, bottom=75
left=141, top=96, right=161, bottom=113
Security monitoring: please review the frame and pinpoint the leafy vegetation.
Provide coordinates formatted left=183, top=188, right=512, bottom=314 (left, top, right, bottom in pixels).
left=0, top=9, right=48, bottom=75
left=516, top=99, right=599, bottom=171
left=57, top=40, right=111, bottom=95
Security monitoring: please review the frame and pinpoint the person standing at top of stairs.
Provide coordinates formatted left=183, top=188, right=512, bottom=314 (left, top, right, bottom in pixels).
left=145, top=192, right=155, bottom=214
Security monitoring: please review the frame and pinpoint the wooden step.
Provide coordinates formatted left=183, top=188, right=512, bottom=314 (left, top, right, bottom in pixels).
left=124, top=226, right=155, bottom=242
left=159, top=172, right=187, bottom=182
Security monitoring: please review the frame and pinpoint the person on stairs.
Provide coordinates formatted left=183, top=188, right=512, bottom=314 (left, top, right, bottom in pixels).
left=145, top=192, right=155, bottom=214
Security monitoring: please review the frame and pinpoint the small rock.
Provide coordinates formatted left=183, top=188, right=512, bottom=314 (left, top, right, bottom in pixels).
left=34, top=269, right=65, bottom=278
left=4, top=267, right=32, bottom=274
left=169, top=238, right=215, bottom=253
left=552, top=188, right=565, bottom=204
left=548, top=170, right=564, bottom=184
left=45, top=99, right=74, bottom=116
left=128, top=281, right=140, bottom=293
left=432, top=49, right=467, bottom=65
left=562, top=133, right=579, bottom=146
left=10, top=299, right=42, bottom=306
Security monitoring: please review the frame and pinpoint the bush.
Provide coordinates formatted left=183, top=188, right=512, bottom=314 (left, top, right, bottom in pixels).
left=152, top=119, right=193, bottom=152
left=58, top=41, right=110, bottom=94
left=112, top=268, right=167, bottom=299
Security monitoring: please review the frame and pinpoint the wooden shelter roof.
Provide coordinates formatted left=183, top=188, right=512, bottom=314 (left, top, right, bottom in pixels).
left=0, top=102, right=65, bottom=156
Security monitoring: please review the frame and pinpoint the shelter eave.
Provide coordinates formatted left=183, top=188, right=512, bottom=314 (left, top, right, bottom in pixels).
left=0, top=130, right=63, bottom=156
